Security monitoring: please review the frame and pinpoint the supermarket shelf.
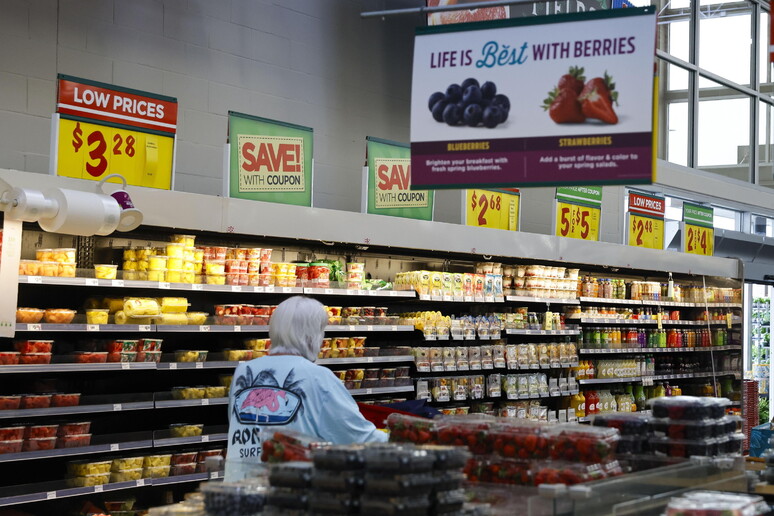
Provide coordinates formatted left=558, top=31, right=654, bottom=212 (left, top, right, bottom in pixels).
left=569, top=318, right=741, bottom=326
left=154, top=397, right=229, bottom=409
left=348, top=385, right=414, bottom=396
left=418, top=294, right=505, bottom=303
left=0, top=439, right=153, bottom=464
left=155, top=324, right=269, bottom=333
left=579, top=371, right=741, bottom=385
left=157, top=361, right=238, bottom=370
left=18, top=275, right=302, bottom=295
left=426, top=335, right=504, bottom=342
left=153, top=433, right=227, bottom=448
left=304, top=287, right=415, bottom=298
left=325, top=325, right=414, bottom=332
left=505, top=295, right=580, bottom=305
left=427, top=389, right=580, bottom=403
left=579, top=345, right=743, bottom=354
left=578, top=297, right=742, bottom=308
left=505, top=328, right=580, bottom=336
left=317, top=355, right=415, bottom=365
left=579, top=297, right=641, bottom=305
left=0, top=362, right=156, bottom=373
left=0, top=472, right=223, bottom=507
left=16, top=323, right=151, bottom=332
left=0, top=401, right=155, bottom=420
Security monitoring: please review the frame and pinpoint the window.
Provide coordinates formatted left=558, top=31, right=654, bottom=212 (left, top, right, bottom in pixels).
left=713, top=206, right=740, bottom=231
left=751, top=215, right=774, bottom=236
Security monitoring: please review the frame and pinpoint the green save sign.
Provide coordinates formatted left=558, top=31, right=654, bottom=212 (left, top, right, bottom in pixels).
left=365, top=137, right=434, bottom=220
left=228, top=111, right=313, bottom=206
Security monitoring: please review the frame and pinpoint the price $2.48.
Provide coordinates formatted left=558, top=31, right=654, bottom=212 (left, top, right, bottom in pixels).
left=71, top=121, right=137, bottom=177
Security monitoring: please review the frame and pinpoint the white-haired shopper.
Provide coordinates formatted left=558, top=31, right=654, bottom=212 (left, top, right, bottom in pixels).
left=225, top=296, right=387, bottom=480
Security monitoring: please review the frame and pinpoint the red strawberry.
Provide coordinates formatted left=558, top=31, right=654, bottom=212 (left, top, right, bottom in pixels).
left=558, top=66, right=585, bottom=95
left=580, top=71, right=617, bottom=105
left=579, top=87, right=618, bottom=124
left=543, top=88, right=585, bottom=124
left=502, top=444, right=516, bottom=458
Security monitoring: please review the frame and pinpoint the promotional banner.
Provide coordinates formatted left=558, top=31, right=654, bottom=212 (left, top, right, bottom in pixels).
left=364, top=137, right=434, bottom=220
left=410, top=7, right=657, bottom=189
left=465, top=188, right=520, bottom=230
left=555, top=186, right=601, bottom=241
left=683, top=202, right=714, bottom=256
left=627, top=190, right=665, bottom=250
left=53, top=74, right=177, bottom=189
left=228, top=111, right=313, bottom=207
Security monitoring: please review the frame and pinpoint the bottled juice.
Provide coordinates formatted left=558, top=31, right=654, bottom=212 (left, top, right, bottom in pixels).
left=585, top=391, right=598, bottom=415
left=571, top=391, right=586, bottom=417
left=586, top=360, right=595, bottom=379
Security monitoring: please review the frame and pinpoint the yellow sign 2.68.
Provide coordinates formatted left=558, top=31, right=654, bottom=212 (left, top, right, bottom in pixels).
left=57, top=118, right=174, bottom=190
left=555, top=201, right=600, bottom=241
left=465, top=189, right=520, bottom=231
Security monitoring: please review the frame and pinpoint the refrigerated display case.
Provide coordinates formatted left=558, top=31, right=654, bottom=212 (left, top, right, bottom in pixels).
left=745, top=283, right=772, bottom=423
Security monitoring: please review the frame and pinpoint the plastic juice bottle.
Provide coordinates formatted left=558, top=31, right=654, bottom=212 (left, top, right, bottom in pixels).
left=664, top=382, right=672, bottom=396
left=585, top=391, right=597, bottom=415
left=609, top=392, right=618, bottom=412
left=571, top=391, right=586, bottom=417
left=576, top=362, right=587, bottom=380
left=587, top=360, right=595, bottom=379
left=672, top=384, right=682, bottom=396
left=653, top=382, right=666, bottom=398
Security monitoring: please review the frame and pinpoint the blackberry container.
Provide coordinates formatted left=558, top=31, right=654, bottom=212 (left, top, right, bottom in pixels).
left=268, top=461, right=314, bottom=488
left=359, top=495, right=432, bottom=516
left=363, top=473, right=438, bottom=496
left=200, top=481, right=267, bottom=516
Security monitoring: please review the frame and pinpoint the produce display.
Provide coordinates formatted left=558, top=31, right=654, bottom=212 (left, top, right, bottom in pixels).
left=264, top=441, right=469, bottom=515
left=665, top=491, right=767, bottom=516
left=18, top=247, right=77, bottom=277
left=14, top=415, right=80, bottom=462
left=332, top=366, right=411, bottom=390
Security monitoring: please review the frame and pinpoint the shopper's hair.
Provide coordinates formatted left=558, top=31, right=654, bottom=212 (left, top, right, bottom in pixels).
left=268, top=296, right=328, bottom=362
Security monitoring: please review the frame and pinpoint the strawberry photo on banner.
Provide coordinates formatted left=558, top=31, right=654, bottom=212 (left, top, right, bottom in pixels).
left=410, top=7, right=657, bottom=189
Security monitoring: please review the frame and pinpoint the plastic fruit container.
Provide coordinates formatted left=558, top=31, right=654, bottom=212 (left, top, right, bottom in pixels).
left=651, top=418, right=714, bottom=440
left=362, top=446, right=436, bottom=473
left=0, top=440, right=22, bottom=454
left=23, top=437, right=57, bottom=451
left=14, top=340, right=53, bottom=353
left=170, top=424, right=203, bottom=438
left=532, top=460, right=608, bottom=486
left=20, top=394, right=51, bottom=409
left=385, top=414, right=438, bottom=445
left=650, top=396, right=713, bottom=421
left=651, top=437, right=718, bottom=458
left=0, top=352, right=20, bottom=365
left=592, top=413, right=650, bottom=437
left=0, top=427, right=25, bottom=441
left=107, top=351, right=137, bottom=363
left=616, top=436, right=646, bottom=454
left=57, top=433, right=91, bottom=448
left=66, top=473, right=110, bottom=488
left=139, top=339, right=163, bottom=352
left=175, top=350, right=208, bottom=362
left=110, top=468, right=143, bottom=482
left=18, top=260, right=41, bottom=276
left=547, top=424, right=619, bottom=463
left=143, top=454, right=172, bottom=468
left=67, top=460, right=112, bottom=476
left=16, top=308, right=43, bottom=324
left=136, top=350, right=161, bottom=363
left=94, top=264, right=118, bottom=280
left=44, top=309, right=76, bottom=324
left=269, top=461, right=314, bottom=488
left=143, top=465, right=171, bottom=478
left=186, top=312, right=208, bottom=325
left=25, top=424, right=57, bottom=439
left=107, top=340, right=139, bottom=353
left=0, top=396, right=21, bottom=410
left=359, top=495, right=431, bottom=515
left=172, top=387, right=205, bottom=400
left=73, top=351, right=107, bottom=363
left=123, top=297, right=161, bottom=317
left=171, top=451, right=199, bottom=465
left=224, top=349, right=253, bottom=361
left=19, top=353, right=51, bottom=365
left=487, top=421, right=550, bottom=460
left=58, top=422, right=91, bottom=436
left=201, top=481, right=268, bottom=515
left=170, top=462, right=197, bottom=476
left=86, top=309, right=109, bottom=325
left=111, top=457, right=144, bottom=471
left=204, top=386, right=226, bottom=398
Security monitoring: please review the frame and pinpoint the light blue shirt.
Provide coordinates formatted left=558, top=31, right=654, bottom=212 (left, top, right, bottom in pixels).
left=225, top=355, right=387, bottom=481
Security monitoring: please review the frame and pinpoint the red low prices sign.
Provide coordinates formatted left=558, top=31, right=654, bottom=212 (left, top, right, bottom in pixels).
left=57, top=75, right=178, bottom=134
left=628, top=191, right=664, bottom=217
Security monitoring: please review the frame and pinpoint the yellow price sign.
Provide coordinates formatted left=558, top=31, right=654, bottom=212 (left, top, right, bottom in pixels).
left=628, top=214, right=664, bottom=250
left=57, top=118, right=174, bottom=190
left=465, top=189, right=519, bottom=231
left=555, top=201, right=600, bottom=241
left=684, top=223, right=714, bottom=256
